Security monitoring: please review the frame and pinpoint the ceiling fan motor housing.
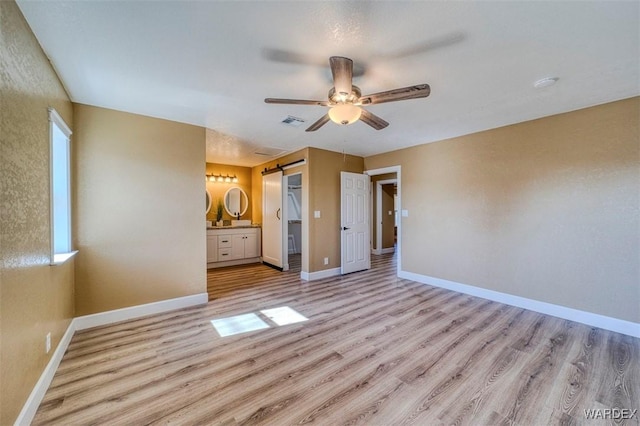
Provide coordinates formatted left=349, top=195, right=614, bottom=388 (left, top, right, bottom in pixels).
left=329, top=86, right=362, bottom=104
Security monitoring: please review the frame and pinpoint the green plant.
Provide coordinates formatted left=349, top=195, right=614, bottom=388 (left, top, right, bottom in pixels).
left=216, top=199, right=224, bottom=222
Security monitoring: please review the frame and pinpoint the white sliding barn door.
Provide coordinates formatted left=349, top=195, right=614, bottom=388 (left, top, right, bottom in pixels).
left=341, top=172, right=371, bottom=274
left=262, top=171, right=284, bottom=269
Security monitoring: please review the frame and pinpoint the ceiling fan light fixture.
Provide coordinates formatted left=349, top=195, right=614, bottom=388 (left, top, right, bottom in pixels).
left=329, top=104, right=362, bottom=126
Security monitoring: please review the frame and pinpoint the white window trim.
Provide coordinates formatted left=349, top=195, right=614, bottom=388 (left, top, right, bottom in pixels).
left=51, top=251, right=78, bottom=266
left=48, top=107, right=71, bottom=136
left=48, top=107, right=75, bottom=266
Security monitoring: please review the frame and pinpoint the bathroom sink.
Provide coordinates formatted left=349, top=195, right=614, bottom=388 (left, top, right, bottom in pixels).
left=231, top=220, right=252, bottom=227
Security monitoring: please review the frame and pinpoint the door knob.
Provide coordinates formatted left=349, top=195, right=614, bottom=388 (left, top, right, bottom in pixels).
left=341, top=227, right=350, bottom=231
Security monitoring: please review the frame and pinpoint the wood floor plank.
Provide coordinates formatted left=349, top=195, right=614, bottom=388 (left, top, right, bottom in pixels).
left=493, top=319, right=577, bottom=424
left=540, top=324, right=603, bottom=422
left=32, top=253, right=640, bottom=425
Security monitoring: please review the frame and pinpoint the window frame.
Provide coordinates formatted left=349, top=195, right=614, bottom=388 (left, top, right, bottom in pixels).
left=48, top=107, right=76, bottom=265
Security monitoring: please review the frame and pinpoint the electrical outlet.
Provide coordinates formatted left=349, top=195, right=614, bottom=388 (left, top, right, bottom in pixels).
left=323, top=257, right=329, bottom=265
left=45, top=332, right=51, bottom=354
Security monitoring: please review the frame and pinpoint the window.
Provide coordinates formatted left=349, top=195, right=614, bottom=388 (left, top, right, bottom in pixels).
left=49, top=108, right=75, bottom=264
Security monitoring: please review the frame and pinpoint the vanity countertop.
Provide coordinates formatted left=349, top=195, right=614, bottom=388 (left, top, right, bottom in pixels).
left=207, top=224, right=261, bottom=230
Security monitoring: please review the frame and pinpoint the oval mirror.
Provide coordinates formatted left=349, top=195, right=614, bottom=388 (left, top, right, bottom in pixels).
left=206, top=189, right=212, bottom=213
left=224, top=187, right=248, bottom=217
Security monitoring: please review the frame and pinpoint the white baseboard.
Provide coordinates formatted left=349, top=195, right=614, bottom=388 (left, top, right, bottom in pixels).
left=399, top=271, right=639, bottom=338
left=74, top=293, right=208, bottom=331
left=301, top=267, right=341, bottom=281
left=372, top=248, right=395, bottom=255
left=14, top=319, right=76, bottom=426
left=207, top=258, right=261, bottom=269
left=15, top=292, right=209, bottom=425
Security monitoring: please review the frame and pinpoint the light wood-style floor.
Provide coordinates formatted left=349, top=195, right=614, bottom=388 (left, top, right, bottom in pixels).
left=34, top=253, right=639, bottom=425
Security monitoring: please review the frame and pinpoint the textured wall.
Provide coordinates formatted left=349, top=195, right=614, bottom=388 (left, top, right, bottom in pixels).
left=73, top=104, right=206, bottom=316
left=205, top=163, right=252, bottom=222
left=308, top=148, right=364, bottom=272
left=0, top=1, right=75, bottom=423
left=365, top=97, right=640, bottom=323
left=381, top=184, right=395, bottom=249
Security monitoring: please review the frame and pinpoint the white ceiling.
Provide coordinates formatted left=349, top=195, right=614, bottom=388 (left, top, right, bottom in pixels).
left=17, top=1, right=640, bottom=167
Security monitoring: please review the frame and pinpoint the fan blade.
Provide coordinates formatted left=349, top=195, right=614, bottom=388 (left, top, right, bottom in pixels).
left=329, top=56, right=353, bottom=98
left=305, top=114, right=331, bottom=132
left=359, top=84, right=430, bottom=105
left=262, top=48, right=367, bottom=79
left=359, top=109, right=389, bottom=130
left=265, top=98, right=329, bottom=106
left=377, top=32, right=465, bottom=60
left=262, top=48, right=328, bottom=67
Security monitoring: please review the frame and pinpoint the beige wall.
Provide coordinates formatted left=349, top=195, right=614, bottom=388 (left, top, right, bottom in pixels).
left=0, top=2, right=75, bottom=423
left=73, top=104, right=206, bottom=316
left=365, top=97, right=640, bottom=323
left=308, top=148, right=364, bottom=272
left=381, top=184, right=395, bottom=249
left=206, top=163, right=252, bottom=222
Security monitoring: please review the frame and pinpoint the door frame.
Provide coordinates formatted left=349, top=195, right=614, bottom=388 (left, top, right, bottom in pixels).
left=374, top=178, right=397, bottom=255
left=364, top=166, right=402, bottom=276
left=282, top=172, right=303, bottom=272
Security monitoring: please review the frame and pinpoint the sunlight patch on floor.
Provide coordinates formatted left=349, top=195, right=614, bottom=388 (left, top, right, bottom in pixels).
left=211, top=306, right=308, bottom=337
left=211, top=313, right=270, bottom=337
left=260, top=306, right=308, bottom=326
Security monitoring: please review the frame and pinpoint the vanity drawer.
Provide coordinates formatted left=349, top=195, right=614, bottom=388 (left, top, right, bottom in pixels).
left=218, top=235, right=232, bottom=248
left=218, top=248, right=232, bottom=259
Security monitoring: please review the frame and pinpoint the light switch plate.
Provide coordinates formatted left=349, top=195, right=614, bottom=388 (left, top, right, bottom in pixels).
left=402, top=209, right=409, bottom=217
left=314, top=210, right=321, bottom=218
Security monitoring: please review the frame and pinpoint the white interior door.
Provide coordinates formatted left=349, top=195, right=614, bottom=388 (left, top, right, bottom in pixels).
left=262, top=171, right=283, bottom=268
left=341, top=171, right=371, bottom=274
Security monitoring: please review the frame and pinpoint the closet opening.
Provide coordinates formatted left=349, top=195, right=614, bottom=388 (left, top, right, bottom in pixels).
left=284, top=173, right=302, bottom=273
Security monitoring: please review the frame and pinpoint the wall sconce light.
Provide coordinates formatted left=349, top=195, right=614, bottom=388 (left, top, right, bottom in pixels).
left=206, top=173, right=239, bottom=184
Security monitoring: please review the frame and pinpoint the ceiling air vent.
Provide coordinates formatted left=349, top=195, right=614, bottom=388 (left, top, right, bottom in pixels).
left=281, top=116, right=305, bottom=128
left=254, top=147, right=286, bottom=157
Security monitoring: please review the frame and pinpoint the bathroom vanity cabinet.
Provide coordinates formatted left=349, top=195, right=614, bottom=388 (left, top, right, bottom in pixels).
left=207, top=226, right=261, bottom=268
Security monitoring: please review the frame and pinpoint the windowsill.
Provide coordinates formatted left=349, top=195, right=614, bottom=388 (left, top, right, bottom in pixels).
left=51, top=250, right=78, bottom=266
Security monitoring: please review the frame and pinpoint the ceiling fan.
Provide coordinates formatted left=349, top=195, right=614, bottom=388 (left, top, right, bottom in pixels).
left=265, top=56, right=430, bottom=132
